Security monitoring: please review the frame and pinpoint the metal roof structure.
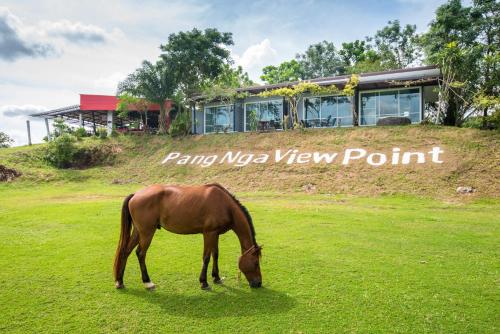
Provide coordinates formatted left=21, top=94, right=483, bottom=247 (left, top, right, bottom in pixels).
left=235, top=65, right=441, bottom=95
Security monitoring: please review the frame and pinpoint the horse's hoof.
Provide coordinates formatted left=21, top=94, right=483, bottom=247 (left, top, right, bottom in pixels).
left=213, top=278, right=224, bottom=284
left=201, top=284, right=211, bottom=291
left=115, top=282, right=125, bottom=289
left=144, top=282, right=156, bottom=290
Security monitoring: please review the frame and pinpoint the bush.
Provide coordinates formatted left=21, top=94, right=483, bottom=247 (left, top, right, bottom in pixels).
left=45, top=134, right=78, bottom=168
left=462, top=111, right=499, bottom=130
left=96, top=127, right=108, bottom=139
left=170, top=111, right=192, bottom=137
left=44, top=135, right=117, bottom=169
left=74, top=127, right=88, bottom=139
left=0, top=131, right=14, bottom=148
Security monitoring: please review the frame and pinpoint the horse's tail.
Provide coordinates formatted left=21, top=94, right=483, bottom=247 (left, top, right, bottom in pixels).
left=113, top=193, right=134, bottom=281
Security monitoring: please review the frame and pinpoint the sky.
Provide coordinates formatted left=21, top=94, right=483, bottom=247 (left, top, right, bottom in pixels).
left=0, top=0, right=453, bottom=146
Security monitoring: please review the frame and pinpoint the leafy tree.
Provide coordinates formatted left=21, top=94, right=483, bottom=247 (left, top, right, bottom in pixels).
left=0, top=131, right=13, bottom=148
left=296, top=41, right=345, bottom=78
left=260, top=60, right=303, bottom=84
left=259, top=78, right=358, bottom=129
left=117, top=59, right=177, bottom=134
left=471, top=0, right=500, bottom=125
left=373, top=20, right=422, bottom=69
left=201, top=64, right=254, bottom=111
left=421, top=0, right=480, bottom=125
left=116, top=93, right=150, bottom=130
left=160, top=28, right=234, bottom=97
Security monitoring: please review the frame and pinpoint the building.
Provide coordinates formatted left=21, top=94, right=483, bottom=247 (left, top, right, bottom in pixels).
left=30, top=94, right=173, bottom=137
left=193, top=65, right=441, bottom=134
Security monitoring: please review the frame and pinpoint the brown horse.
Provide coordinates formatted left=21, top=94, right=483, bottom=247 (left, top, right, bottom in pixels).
left=113, top=183, right=262, bottom=290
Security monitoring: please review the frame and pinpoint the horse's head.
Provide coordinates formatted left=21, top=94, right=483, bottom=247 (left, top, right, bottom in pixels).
left=239, top=245, right=262, bottom=288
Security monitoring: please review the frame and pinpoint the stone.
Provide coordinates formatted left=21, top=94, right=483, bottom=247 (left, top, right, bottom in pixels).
left=456, top=186, right=475, bottom=194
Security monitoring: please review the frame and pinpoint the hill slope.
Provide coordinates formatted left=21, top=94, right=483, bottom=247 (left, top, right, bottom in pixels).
left=1, top=126, right=499, bottom=199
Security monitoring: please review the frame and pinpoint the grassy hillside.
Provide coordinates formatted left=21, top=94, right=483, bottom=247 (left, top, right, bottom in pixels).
left=1, top=125, right=499, bottom=199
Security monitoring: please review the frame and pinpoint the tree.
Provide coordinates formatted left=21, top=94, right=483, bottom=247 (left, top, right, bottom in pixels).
left=296, top=41, right=346, bottom=78
left=339, top=40, right=371, bottom=67
left=0, top=132, right=13, bottom=148
left=117, top=59, right=177, bottom=134
left=373, top=20, right=422, bottom=69
left=260, top=60, right=303, bottom=84
left=420, top=0, right=480, bottom=125
left=116, top=93, right=150, bottom=130
left=259, top=78, right=358, bottom=130
left=339, top=40, right=385, bottom=74
left=471, top=0, right=500, bottom=126
left=202, top=64, right=253, bottom=103
left=160, top=28, right=234, bottom=97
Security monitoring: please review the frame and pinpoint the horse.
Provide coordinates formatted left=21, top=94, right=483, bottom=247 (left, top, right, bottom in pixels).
left=113, top=183, right=263, bottom=290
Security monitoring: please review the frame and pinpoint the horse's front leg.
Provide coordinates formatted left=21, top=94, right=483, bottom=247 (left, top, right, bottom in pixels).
left=199, top=231, right=217, bottom=290
left=212, top=234, right=223, bottom=284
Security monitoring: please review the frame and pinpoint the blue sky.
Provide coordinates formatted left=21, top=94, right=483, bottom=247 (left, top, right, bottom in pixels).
left=0, top=0, right=452, bottom=145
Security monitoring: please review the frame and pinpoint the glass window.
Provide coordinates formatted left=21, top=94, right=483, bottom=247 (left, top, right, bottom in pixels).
left=304, top=95, right=353, bottom=128
left=361, top=92, right=377, bottom=125
left=337, top=96, right=352, bottom=127
left=304, top=97, right=321, bottom=128
left=360, top=88, right=421, bottom=125
left=205, top=105, right=234, bottom=133
left=321, top=97, right=336, bottom=127
left=399, top=88, right=420, bottom=123
left=379, top=91, right=398, bottom=118
left=245, top=100, right=283, bottom=131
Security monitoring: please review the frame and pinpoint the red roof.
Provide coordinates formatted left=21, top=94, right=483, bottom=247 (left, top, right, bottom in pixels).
left=79, top=94, right=172, bottom=111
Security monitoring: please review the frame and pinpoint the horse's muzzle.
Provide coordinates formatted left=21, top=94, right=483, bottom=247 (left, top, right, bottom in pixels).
left=249, top=280, right=262, bottom=288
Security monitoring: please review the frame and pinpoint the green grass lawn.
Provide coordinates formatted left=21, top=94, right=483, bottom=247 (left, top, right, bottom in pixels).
left=0, top=182, right=498, bottom=333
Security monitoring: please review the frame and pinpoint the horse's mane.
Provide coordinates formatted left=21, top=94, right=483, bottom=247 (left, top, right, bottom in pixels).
left=208, top=183, right=257, bottom=245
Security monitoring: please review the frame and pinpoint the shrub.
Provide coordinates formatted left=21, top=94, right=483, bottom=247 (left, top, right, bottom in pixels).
left=45, top=133, right=78, bottom=168
left=44, top=135, right=117, bottom=169
left=52, top=117, right=72, bottom=137
left=0, top=131, right=13, bottom=148
left=247, top=110, right=258, bottom=131
left=74, top=127, right=88, bottom=139
left=170, top=111, right=192, bottom=137
left=462, top=111, right=499, bottom=130
left=96, top=127, right=108, bottom=139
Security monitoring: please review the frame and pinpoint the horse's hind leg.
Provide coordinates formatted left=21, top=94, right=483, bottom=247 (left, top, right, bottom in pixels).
left=200, top=231, right=218, bottom=290
left=136, top=230, right=155, bottom=290
left=116, top=229, right=139, bottom=288
left=211, top=234, right=223, bottom=284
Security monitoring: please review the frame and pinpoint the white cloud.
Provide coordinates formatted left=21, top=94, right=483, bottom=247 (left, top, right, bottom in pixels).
left=233, top=39, right=278, bottom=82
left=0, top=7, right=55, bottom=61
left=39, top=19, right=123, bottom=44
left=234, top=38, right=277, bottom=69
left=92, top=72, right=126, bottom=93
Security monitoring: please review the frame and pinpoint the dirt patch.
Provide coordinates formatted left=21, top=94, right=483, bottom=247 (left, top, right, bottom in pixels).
left=0, top=165, right=21, bottom=182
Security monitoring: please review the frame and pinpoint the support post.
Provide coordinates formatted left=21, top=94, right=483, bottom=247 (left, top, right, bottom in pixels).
left=45, top=118, right=51, bottom=141
left=92, top=111, right=96, bottom=135
left=26, top=120, right=32, bottom=145
left=79, top=113, right=83, bottom=127
left=352, top=88, right=359, bottom=126
left=107, top=111, right=113, bottom=135
left=191, top=103, right=196, bottom=134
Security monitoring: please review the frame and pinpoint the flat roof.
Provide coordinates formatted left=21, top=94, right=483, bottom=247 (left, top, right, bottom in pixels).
left=235, top=65, right=440, bottom=95
left=30, top=94, right=172, bottom=119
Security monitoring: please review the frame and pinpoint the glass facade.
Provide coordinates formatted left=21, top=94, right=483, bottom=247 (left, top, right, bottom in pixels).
left=245, top=100, right=283, bottom=131
left=360, top=88, right=421, bottom=125
left=304, top=95, right=353, bottom=127
left=205, top=105, right=234, bottom=133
